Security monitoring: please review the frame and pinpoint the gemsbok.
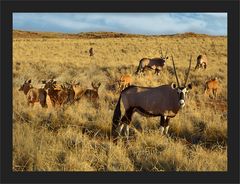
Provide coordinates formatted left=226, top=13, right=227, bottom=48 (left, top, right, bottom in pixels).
left=112, top=55, right=193, bottom=140
left=135, top=48, right=168, bottom=76
left=204, top=77, right=219, bottom=98
left=195, top=54, right=207, bottom=70
left=19, top=79, right=47, bottom=108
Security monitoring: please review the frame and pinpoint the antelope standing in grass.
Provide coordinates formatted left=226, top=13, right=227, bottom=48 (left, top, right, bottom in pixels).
left=118, top=74, right=132, bottom=91
left=195, top=54, right=208, bottom=70
left=19, top=79, right=47, bottom=108
left=204, top=77, right=219, bottom=98
left=83, top=82, right=101, bottom=100
left=68, top=81, right=86, bottom=102
left=112, top=55, right=192, bottom=140
left=135, top=48, right=168, bottom=76
left=89, top=47, right=94, bottom=57
left=42, top=79, right=74, bottom=107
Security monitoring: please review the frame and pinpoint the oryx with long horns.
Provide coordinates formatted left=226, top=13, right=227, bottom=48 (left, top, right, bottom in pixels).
left=135, top=47, right=169, bottom=76
left=112, top=55, right=192, bottom=140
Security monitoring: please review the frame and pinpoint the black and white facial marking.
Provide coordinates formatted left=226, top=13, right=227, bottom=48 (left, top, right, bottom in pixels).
left=172, top=83, right=192, bottom=108
left=177, top=87, right=188, bottom=108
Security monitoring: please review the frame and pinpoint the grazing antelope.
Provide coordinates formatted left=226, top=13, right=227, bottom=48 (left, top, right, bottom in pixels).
left=19, top=79, right=47, bottom=108
left=135, top=48, right=168, bottom=76
left=112, top=55, right=192, bottom=140
left=83, top=82, right=101, bottom=100
left=89, top=47, right=94, bottom=57
left=118, top=74, right=132, bottom=91
left=195, top=54, right=207, bottom=70
left=42, top=79, right=74, bottom=107
left=204, top=77, right=219, bottom=98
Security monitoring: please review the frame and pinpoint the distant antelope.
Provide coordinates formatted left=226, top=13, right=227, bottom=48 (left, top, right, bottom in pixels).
left=136, top=47, right=168, bottom=76
left=89, top=47, right=94, bottom=57
left=112, top=55, right=193, bottom=140
left=118, top=74, right=132, bottom=91
left=204, top=77, right=219, bottom=98
left=83, top=82, right=101, bottom=100
left=19, top=79, right=47, bottom=108
left=195, top=54, right=207, bottom=70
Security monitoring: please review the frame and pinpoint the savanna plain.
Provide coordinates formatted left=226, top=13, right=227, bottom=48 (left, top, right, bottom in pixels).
left=13, top=30, right=227, bottom=171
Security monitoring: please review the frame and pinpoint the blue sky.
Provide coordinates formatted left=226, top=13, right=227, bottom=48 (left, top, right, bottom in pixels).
left=13, top=13, right=227, bottom=36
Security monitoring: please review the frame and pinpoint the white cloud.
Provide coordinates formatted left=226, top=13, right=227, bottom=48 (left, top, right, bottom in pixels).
left=13, top=13, right=227, bottom=35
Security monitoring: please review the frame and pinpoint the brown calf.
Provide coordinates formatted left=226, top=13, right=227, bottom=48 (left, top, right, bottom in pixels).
left=118, top=74, right=132, bottom=91
left=204, top=77, right=219, bottom=98
left=19, top=79, right=47, bottom=108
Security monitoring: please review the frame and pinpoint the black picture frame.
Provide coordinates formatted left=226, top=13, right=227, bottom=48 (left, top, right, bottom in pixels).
left=1, top=0, right=239, bottom=183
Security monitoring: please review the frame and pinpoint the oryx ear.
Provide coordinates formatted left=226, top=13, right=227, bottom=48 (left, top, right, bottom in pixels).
left=187, top=83, right=192, bottom=90
left=28, top=79, right=31, bottom=83
left=171, top=83, right=177, bottom=89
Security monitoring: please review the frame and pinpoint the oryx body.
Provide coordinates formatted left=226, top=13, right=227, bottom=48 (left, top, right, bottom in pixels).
left=136, top=48, right=168, bottom=75
left=112, top=56, right=192, bottom=140
left=195, top=54, right=207, bottom=70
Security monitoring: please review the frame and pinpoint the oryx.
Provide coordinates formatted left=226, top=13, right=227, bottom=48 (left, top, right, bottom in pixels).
left=135, top=48, right=169, bottom=76
left=112, top=55, right=192, bottom=140
left=195, top=54, right=207, bottom=70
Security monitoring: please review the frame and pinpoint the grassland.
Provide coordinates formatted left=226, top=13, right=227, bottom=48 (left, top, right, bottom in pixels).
left=13, top=30, right=227, bottom=171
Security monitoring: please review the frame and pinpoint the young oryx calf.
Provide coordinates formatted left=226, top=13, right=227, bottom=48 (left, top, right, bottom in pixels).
left=112, top=56, right=193, bottom=140
left=19, top=79, right=47, bottom=108
left=204, top=77, right=219, bottom=98
left=118, top=74, right=132, bottom=91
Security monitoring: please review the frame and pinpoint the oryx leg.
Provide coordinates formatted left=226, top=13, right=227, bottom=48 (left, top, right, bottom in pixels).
left=155, top=69, right=160, bottom=76
left=160, top=116, right=170, bottom=136
left=163, top=118, right=170, bottom=135
left=194, top=64, right=199, bottom=70
left=159, top=115, right=166, bottom=135
left=119, top=107, right=134, bottom=139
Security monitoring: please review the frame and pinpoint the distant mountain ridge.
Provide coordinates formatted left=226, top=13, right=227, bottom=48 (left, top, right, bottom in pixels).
left=13, top=30, right=226, bottom=39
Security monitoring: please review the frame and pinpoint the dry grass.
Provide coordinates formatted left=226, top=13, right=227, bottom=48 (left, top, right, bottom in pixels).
left=13, top=30, right=227, bottom=171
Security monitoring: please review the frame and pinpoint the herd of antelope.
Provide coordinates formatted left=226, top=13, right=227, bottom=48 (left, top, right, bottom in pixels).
left=18, top=47, right=221, bottom=141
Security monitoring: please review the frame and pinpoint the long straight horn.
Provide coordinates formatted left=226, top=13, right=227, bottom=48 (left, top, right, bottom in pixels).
left=160, top=47, right=163, bottom=57
left=171, top=55, right=180, bottom=87
left=184, top=55, right=192, bottom=86
left=165, top=48, right=168, bottom=58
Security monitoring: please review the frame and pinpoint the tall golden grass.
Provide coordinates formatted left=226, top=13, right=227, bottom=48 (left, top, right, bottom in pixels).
left=13, top=30, right=227, bottom=171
